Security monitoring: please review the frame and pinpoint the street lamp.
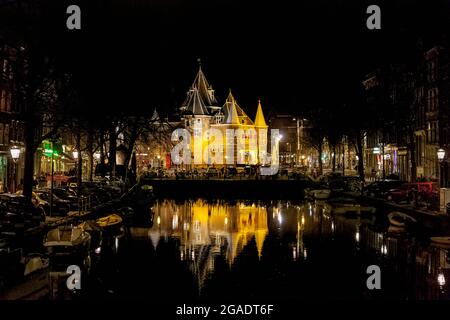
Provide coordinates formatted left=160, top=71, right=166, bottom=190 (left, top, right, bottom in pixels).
left=72, top=150, right=79, bottom=160
left=437, top=148, right=446, bottom=161
left=438, top=148, right=446, bottom=189
left=10, top=146, right=21, bottom=193
left=10, top=146, right=21, bottom=162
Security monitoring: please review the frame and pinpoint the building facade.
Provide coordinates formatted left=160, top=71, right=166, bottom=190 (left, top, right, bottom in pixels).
left=0, top=41, right=25, bottom=192
left=178, top=66, right=269, bottom=168
left=362, top=45, right=450, bottom=184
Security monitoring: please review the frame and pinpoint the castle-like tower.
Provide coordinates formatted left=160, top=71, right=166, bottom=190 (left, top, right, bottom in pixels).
left=180, top=65, right=268, bottom=167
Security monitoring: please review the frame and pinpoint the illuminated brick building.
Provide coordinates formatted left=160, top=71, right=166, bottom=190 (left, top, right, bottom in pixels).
left=179, top=65, right=269, bottom=167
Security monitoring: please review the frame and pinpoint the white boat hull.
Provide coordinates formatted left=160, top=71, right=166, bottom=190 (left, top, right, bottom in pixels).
left=312, top=189, right=331, bottom=200
left=388, top=212, right=417, bottom=227
left=430, top=237, right=450, bottom=246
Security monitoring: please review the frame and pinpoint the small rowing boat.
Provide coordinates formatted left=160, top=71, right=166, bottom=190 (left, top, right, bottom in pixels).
left=430, top=236, right=450, bottom=246
left=387, top=211, right=417, bottom=228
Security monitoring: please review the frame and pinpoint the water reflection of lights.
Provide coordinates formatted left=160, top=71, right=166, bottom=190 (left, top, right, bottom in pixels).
left=301, top=215, right=305, bottom=225
left=180, top=251, right=184, bottom=260
left=303, top=249, right=307, bottom=259
left=331, top=222, right=335, bottom=232
left=381, top=245, right=388, bottom=255
left=272, top=207, right=277, bottom=218
left=438, top=273, right=446, bottom=287
left=355, top=224, right=361, bottom=243
left=115, top=237, right=119, bottom=251
left=157, top=216, right=161, bottom=225
left=172, top=214, right=178, bottom=230
left=292, top=247, right=297, bottom=260
left=277, top=212, right=283, bottom=225
left=224, top=217, right=228, bottom=225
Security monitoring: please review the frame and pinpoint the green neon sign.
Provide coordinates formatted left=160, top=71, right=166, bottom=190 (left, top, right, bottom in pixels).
left=42, top=140, right=61, bottom=157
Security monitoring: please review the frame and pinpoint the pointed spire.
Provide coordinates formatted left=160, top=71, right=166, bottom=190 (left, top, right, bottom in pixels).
left=192, top=62, right=217, bottom=107
left=254, top=99, right=267, bottom=127
left=190, top=88, right=208, bottom=115
left=226, top=93, right=240, bottom=124
left=180, top=62, right=219, bottom=114
left=151, top=108, right=160, bottom=121
left=222, top=91, right=254, bottom=125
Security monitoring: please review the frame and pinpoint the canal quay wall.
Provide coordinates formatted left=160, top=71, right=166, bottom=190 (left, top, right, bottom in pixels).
left=148, top=178, right=313, bottom=200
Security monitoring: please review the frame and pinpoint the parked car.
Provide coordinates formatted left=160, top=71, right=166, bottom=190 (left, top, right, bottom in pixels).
left=363, top=179, right=406, bottom=198
left=0, top=194, right=45, bottom=230
left=206, top=167, right=219, bottom=178
left=343, top=176, right=363, bottom=192
left=48, top=187, right=79, bottom=210
left=33, top=190, right=71, bottom=216
left=225, top=166, right=237, bottom=178
left=236, top=167, right=246, bottom=176
left=320, top=173, right=345, bottom=191
left=289, top=167, right=308, bottom=179
left=385, top=182, right=438, bottom=203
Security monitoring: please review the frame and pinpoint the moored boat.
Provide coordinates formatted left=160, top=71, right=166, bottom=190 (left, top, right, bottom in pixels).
left=326, top=198, right=375, bottom=215
left=23, top=254, right=50, bottom=276
left=387, top=211, right=417, bottom=228
left=387, top=225, right=406, bottom=233
left=43, top=226, right=91, bottom=270
left=95, top=214, right=123, bottom=234
left=312, top=189, right=331, bottom=200
left=305, top=188, right=331, bottom=200
left=430, top=236, right=450, bottom=246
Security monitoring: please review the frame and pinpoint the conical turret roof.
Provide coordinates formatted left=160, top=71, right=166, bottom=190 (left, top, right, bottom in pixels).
left=222, top=91, right=254, bottom=125
left=254, top=100, right=267, bottom=127
left=182, top=88, right=209, bottom=115
left=181, top=64, right=218, bottom=114
left=226, top=94, right=240, bottom=124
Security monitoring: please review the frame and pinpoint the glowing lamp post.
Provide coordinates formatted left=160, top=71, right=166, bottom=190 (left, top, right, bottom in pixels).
left=72, top=149, right=79, bottom=178
left=438, top=148, right=446, bottom=190
left=437, top=148, right=445, bottom=162
left=10, top=146, right=21, bottom=162
left=10, top=146, right=21, bottom=193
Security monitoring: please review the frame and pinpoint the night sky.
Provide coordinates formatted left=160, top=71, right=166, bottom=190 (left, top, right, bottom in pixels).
left=4, top=0, right=450, bottom=117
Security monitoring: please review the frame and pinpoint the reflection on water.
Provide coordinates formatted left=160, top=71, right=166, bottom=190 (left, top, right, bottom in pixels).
left=146, top=200, right=268, bottom=292
left=115, top=199, right=450, bottom=300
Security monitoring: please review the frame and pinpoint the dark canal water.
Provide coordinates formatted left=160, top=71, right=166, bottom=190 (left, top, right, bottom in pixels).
left=87, top=199, right=450, bottom=300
